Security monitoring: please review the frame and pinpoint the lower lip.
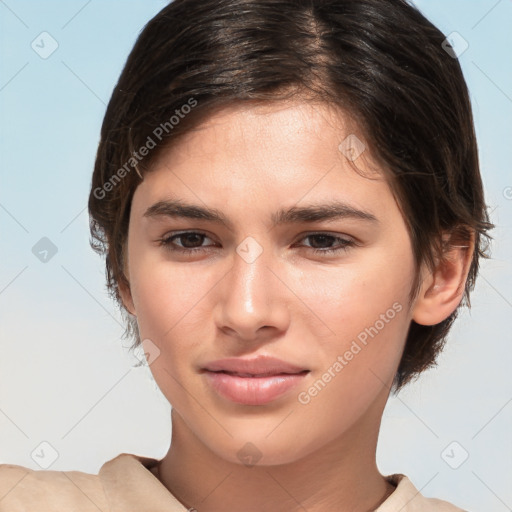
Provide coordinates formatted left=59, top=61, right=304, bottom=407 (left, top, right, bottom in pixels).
left=203, top=371, right=309, bottom=405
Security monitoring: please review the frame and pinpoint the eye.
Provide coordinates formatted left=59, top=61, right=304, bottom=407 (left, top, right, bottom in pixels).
left=158, top=231, right=216, bottom=254
left=158, top=231, right=355, bottom=256
left=297, top=233, right=356, bottom=255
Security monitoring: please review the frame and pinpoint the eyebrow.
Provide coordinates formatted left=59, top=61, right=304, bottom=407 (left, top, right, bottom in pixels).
left=143, top=199, right=378, bottom=229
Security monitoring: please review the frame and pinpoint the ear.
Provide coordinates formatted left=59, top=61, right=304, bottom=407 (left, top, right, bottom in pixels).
left=412, top=230, right=475, bottom=326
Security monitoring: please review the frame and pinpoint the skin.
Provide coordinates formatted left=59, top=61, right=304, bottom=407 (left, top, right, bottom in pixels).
left=119, top=99, right=473, bottom=512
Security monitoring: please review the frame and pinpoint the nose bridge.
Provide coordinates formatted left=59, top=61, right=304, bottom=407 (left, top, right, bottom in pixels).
left=231, top=235, right=273, bottom=312
left=217, top=234, right=288, bottom=337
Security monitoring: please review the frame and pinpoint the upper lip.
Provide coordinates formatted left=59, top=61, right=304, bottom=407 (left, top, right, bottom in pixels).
left=202, top=355, right=309, bottom=376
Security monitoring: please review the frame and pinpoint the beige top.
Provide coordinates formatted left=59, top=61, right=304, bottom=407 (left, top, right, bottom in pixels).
left=0, top=453, right=466, bottom=511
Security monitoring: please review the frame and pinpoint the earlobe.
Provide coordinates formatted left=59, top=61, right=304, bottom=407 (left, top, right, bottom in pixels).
left=412, top=232, right=474, bottom=326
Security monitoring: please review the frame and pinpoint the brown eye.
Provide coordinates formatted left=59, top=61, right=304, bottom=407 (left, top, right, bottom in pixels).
left=299, top=233, right=355, bottom=255
left=158, top=231, right=215, bottom=254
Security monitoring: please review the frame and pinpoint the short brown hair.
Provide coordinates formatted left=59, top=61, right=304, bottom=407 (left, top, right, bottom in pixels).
left=88, top=0, right=493, bottom=392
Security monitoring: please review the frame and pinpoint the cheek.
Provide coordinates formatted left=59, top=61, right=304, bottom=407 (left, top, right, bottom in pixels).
left=128, top=255, right=223, bottom=395
left=129, top=262, right=213, bottom=403
left=300, top=247, right=414, bottom=396
left=129, top=251, right=210, bottom=337
left=307, top=249, right=414, bottom=342
left=294, top=267, right=411, bottom=437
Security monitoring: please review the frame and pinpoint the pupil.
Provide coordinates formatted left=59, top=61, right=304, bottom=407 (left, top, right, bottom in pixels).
left=182, top=234, right=203, bottom=248
left=311, top=235, right=332, bottom=248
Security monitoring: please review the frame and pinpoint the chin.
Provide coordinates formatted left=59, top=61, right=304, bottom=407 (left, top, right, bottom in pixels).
left=202, top=428, right=320, bottom=468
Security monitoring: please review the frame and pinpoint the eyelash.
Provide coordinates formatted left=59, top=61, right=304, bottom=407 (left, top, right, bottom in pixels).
left=157, top=231, right=356, bottom=256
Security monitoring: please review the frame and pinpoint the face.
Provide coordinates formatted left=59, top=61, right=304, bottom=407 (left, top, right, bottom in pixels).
left=122, top=100, right=417, bottom=466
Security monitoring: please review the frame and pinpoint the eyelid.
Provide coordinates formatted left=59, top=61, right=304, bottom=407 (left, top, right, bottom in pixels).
left=294, top=230, right=356, bottom=243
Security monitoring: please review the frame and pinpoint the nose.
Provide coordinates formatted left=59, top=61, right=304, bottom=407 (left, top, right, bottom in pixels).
left=213, top=236, right=290, bottom=343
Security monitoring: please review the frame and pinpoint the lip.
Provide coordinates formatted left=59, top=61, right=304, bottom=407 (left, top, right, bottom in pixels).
left=202, top=355, right=308, bottom=376
left=201, top=355, right=310, bottom=405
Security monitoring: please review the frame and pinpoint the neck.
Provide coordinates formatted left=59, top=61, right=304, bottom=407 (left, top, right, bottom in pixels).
left=154, top=407, right=395, bottom=512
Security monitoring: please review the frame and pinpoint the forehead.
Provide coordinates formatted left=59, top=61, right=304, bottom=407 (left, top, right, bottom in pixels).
left=155, top=99, right=366, bottom=168
left=132, top=99, right=395, bottom=224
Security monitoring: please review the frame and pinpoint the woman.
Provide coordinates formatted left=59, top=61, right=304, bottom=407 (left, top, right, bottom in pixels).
left=0, top=0, right=492, bottom=510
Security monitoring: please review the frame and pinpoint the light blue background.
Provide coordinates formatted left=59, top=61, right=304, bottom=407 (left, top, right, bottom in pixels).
left=1, top=1, right=511, bottom=511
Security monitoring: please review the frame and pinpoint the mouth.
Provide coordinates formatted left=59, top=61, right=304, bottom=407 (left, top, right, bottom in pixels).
left=207, top=369, right=310, bottom=378
left=201, top=355, right=309, bottom=376
left=200, top=355, right=310, bottom=405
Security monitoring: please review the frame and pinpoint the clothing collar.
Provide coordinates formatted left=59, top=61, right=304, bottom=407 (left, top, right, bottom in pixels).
left=99, top=453, right=189, bottom=511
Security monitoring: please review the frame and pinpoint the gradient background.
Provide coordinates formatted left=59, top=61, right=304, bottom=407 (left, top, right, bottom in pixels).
left=1, top=1, right=511, bottom=510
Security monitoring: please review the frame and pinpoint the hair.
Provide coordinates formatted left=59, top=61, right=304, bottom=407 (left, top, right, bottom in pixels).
left=88, top=0, right=493, bottom=392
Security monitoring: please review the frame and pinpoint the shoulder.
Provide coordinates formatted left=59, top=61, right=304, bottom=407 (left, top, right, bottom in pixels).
left=377, top=474, right=468, bottom=512
left=0, top=461, right=108, bottom=511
